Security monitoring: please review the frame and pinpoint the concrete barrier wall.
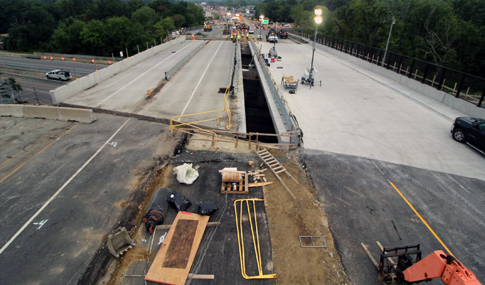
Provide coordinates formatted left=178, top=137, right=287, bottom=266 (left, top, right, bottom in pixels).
left=315, top=41, right=485, bottom=119
left=0, top=105, right=96, bottom=123
left=50, top=36, right=186, bottom=105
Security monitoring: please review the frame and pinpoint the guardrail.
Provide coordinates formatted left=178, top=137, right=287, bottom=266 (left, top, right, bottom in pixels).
left=170, top=110, right=220, bottom=133
left=292, top=31, right=485, bottom=108
left=177, top=127, right=300, bottom=150
left=221, top=85, right=233, bottom=130
left=248, top=39, right=302, bottom=146
left=165, top=41, right=206, bottom=80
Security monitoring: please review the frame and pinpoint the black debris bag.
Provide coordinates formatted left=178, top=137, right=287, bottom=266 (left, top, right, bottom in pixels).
left=167, top=192, right=192, bottom=212
left=198, top=201, right=219, bottom=215
left=143, top=188, right=172, bottom=235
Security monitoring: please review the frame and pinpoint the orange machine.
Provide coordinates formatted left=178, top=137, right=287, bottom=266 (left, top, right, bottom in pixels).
left=363, top=243, right=481, bottom=285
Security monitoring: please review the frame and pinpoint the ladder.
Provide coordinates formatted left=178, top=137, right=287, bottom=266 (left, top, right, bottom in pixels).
left=256, top=149, right=298, bottom=199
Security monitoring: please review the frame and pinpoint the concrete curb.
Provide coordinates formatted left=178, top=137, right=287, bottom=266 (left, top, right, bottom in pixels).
left=0, top=104, right=96, bottom=123
left=49, top=36, right=187, bottom=105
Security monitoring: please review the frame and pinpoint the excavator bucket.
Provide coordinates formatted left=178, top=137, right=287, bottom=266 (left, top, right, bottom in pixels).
left=106, top=227, right=135, bottom=258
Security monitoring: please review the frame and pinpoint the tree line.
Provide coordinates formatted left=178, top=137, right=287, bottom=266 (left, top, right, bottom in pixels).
left=255, top=0, right=485, bottom=79
left=0, top=0, right=205, bottom=56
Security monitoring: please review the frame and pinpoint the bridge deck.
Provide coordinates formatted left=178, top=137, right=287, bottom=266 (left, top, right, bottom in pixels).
left=257, top=39, right=483, bottom=180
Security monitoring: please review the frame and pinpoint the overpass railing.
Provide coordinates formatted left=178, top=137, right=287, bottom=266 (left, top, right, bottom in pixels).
left=292, top=32, right=485, bottom=108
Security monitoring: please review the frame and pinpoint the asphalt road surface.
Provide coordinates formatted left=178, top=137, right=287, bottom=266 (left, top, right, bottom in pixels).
left=300, top=150, right=485, bottom=284
left=0, top=114, right=176, bottom=284
left=11, top=78, right=58, bottom=104
left=0, top=56, right=106, bottom=76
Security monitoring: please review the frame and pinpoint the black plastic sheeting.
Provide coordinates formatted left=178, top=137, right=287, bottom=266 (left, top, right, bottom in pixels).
left=167, top=192, right=192, bottom=212
left=198, top=201, right=219, bottom=215
left=143, top=187, right=172, bottom=235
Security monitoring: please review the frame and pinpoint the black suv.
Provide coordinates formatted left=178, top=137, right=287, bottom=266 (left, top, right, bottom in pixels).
left=451, top=117, right=485, bottom=153
left=278, top=29, right=288, bottom=39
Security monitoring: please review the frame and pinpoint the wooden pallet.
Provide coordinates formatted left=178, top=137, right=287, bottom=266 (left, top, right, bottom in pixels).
left=221, top=172, right=249, bottom=194
left=256, top=149, right=298, bottom=199
left=145, top=212, right=210, bottom=285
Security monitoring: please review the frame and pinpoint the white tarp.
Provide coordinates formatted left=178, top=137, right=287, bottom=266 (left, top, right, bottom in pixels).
left=173, top=163, right=199, bottom=184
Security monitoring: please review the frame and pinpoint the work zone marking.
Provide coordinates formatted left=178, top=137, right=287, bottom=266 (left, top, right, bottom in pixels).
left=0, top=118, right=131, bottom=255
left=388, top=181, right=454, bottom=257
left=0, top=122, right=78, bottom=185
left=180, top=41, right=224, bottom=116
left=96, top=42, right=195, bottom=106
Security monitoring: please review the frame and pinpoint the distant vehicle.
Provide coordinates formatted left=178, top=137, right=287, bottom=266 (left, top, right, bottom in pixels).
left=267, top=35, right=278, bottom=43
left=266, top=28, right=276, bottom=40
left=204, top=23, right=212, bottom=31
left=249, top=27, right=254, bottom=34
left=46, top=69, right=71, bottom=81
left=451, top=117, right=485, bottom=153
left=278, top=29, right=288, bottom=39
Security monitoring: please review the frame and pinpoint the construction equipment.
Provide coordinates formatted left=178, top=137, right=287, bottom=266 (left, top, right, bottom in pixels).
left=362, top=242, right=481, bottom=285
left=222, top=24, right=230, bottom=35
left=204, top=22, right=212, bottom=31
left=281, top=75, right=298, bottom=91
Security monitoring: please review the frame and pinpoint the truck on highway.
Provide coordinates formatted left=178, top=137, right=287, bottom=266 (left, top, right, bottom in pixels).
left=204, top=23, right=212, bottom=31
left=46, top=69, right=72, bottom=81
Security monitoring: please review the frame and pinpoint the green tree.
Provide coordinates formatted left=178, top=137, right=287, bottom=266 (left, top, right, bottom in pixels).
left=131, top=6, right=158, bottom=28
left=154, top=17, right=176, bottom=39
left=80, top=19, right=107, bottom=54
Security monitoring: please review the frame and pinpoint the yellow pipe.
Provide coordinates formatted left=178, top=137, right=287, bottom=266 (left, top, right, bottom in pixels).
left=234, top=199, right=277, bottom=279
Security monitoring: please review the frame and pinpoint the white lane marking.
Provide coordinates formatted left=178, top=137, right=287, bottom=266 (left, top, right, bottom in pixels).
left=180, top=41, right=224, bottom=116
left=446, top=173, right=470, bottom=194
left=96, top=42, right=195, bottom=106
left=0, top=118, right=131, bottom=255
left=372, top=161, right=385, bottom=176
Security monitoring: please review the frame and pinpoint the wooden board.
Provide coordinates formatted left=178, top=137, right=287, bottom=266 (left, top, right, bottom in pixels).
left=145, top=212, right=210, bottom=285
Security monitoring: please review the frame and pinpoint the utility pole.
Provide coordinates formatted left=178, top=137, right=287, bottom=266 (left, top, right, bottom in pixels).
left=382, top=17, right=395, bottom=66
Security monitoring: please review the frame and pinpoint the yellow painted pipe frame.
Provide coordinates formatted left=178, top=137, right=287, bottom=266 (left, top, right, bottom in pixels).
left=234, top=198, right=277, bottom=280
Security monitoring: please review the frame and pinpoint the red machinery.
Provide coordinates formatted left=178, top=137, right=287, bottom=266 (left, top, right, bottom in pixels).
left=362, top=243, right=481, bottom=284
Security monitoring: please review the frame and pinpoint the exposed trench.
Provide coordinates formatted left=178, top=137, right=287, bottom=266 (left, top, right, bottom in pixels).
left=240, top=43, right=278, bottom=143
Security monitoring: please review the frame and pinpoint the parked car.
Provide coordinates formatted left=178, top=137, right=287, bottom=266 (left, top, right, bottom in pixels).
left=451, top=117, right=485, bottom=153
left=46, top=69, right=72, bottom=81
left=278, top=29, right=288, bottom=39
left=267, top=35, right=278, bottom=43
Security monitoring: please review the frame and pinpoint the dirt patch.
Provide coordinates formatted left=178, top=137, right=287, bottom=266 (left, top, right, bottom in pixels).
left=261, top=148, right=350, bottom=284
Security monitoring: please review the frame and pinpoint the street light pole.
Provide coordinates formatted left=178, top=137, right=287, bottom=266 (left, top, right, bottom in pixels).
left=382, top=16, right=395, bottom=66
left=309, top=9, right=322, bottom=85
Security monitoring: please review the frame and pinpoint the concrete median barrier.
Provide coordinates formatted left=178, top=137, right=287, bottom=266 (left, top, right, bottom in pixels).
left=0, top=104, right=24, bottom=117
left=56, top=107, right=96, bottom=123
left=23, top=105, right=58, bottom=120
left=50, top=36, right=186, bottom=104
left=0, top=104, right=96, bottom=123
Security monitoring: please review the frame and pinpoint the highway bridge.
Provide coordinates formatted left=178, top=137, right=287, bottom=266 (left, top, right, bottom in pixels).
left=1, top=24, right=484, bottom=284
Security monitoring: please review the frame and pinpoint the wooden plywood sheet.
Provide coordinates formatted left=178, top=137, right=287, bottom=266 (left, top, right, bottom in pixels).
left=145, top=211, right=210, bottom=285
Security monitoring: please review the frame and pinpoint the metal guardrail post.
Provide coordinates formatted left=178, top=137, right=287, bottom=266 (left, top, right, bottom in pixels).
left=456, top=74, right=466, bottom=98
left=409, top=59, right=416, bottom=78
left=422, top=63, right=430, bottom=84
left=478, top=87, right=485, bottom=107
left=437, top=68, right=447, bottom=90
